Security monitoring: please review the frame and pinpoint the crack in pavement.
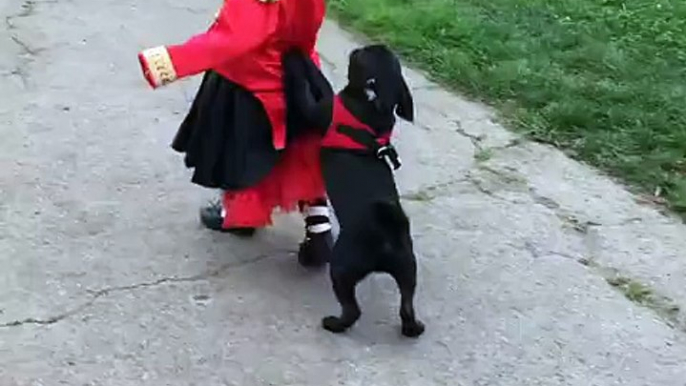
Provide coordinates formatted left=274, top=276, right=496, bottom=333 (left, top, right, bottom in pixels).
left=520, top=196, right=686, bottom=335
left=403, top=161, right=651, bottom=233
left=404, top=175, right=683, bottom=332
left=454, top=119, right=523, bottom=159
left=4, top=0, right=36, bottom=30
left=10, top=35, right=44, bottom=57
left=3, top=0, right=54, bottom=89
left=400, top=176, right=469, bottom=202
left=400, top=167, right=525, bottom=203
left=0, top=252, right=278, bottom=328
left=4, top=0, right=58, bottom=53
left=455, top=122, right=485, bottom=147
left=170, top=5, right=211, bottom=15
left=527, top=187, right=601, bottom=234
left=577, top=257, right=686, bottom=334
left=465, top=172, right=501, bottom=199
left=515, top=238, right=686, bottom=336
left=9, top=67, right=29, bottom=88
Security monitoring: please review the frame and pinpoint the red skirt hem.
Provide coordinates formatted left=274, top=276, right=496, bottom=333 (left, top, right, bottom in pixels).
left=221, top=134, right=325, bottom=228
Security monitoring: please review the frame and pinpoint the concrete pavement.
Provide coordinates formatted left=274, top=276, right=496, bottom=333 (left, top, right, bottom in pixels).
left=2, top=0, right=686, bottom=384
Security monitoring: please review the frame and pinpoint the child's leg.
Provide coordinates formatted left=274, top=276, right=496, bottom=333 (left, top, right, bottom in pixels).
left=298, top=198, right=333, bottom=267
left=301, top=197, right=331, bottom=234
left=199, top=189, right=271, bottom=237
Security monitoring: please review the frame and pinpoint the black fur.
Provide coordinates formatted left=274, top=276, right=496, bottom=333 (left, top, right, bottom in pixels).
left=321, top=45, right=424, bottom=337
left=341, top=45, right=414, bottom=135
left=322, top=199, right=425, bottom=338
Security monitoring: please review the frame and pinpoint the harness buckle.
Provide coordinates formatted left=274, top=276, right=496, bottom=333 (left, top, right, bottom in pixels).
left=376, top=145, right=402, bottom=171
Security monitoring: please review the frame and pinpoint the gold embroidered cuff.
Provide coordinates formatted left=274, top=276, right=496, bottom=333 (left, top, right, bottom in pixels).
left=140, top=46, right=177, bottom=87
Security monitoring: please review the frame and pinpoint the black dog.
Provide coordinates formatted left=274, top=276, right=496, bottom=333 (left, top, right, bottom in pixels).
left=284, top=44, right=425, bottom=337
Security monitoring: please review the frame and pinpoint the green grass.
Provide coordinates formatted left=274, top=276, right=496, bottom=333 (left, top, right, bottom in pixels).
left=607, top=276, right=653, bottom=303
left=474, top=147, right=493, bottom=162
left=606, top=274, right=681, bottom=325
left=328, top=0, right=686, bottom=215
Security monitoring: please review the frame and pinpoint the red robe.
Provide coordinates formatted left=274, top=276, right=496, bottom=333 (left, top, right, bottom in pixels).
left=139, top=0, right=326, bottom=150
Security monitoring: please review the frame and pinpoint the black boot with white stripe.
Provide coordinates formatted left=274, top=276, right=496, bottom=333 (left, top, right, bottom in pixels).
left=297, top=199, right=333, bottom=268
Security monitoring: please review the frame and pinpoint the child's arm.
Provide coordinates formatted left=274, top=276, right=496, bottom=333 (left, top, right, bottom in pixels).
left=138, top=0, right=280, bottom=88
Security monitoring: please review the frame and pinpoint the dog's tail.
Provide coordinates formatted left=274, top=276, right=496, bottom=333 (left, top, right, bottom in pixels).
left=360, top=200, right=412, bottom=258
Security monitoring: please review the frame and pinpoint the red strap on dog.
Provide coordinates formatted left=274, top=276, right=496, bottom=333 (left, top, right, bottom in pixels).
left=321, top=96, right=391, bottom=150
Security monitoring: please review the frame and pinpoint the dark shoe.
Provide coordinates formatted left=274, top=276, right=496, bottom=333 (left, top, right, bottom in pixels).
left=199, top=201, right=256, bottom=237
left=297, top=231, right=333, bottom=268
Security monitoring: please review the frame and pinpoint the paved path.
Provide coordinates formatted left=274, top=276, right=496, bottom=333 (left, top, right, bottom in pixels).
left=2, top=0, right=686, bottom=385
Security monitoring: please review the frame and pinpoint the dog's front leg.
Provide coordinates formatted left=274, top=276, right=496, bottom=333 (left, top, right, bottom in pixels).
left=322, top=270, right=362, bottom=333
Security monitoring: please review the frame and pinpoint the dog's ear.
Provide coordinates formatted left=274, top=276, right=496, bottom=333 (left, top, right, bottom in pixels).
left=347, top=48, right=366, bottom=88
left=395, top=76, right=414, bottom=122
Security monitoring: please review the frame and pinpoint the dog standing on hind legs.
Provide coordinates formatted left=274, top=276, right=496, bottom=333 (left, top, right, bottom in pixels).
left=283, top=44, right=425, bottom=337
left=320, top=45, right=425, bottom=337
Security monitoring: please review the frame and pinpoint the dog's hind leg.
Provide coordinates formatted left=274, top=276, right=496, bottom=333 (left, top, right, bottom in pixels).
left=392, top=265, right=425, bottom=338
left=322, top=270, right=363, bottom=333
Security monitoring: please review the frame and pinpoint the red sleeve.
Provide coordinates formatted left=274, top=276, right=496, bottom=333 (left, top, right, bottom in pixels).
left=167, top=0, right=279, bottom=78
left=138, top=0, right=281, bottom=88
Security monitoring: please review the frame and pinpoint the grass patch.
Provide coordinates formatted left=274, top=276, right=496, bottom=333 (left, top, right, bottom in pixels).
left=474, top=147, right=494, bottom=162
left=606, top=276, right=653, bottom=303
left=328, top=0, right=686, bottom=216
left=580, top=259, right=682, bottom=327
left=605, top=274, right=681, bottom=323
left=402, top=189, right=434, bottom=202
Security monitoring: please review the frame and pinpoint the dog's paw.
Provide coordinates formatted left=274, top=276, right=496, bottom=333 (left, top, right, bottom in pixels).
left=322, top=316, right=349, bottom=333
left=401, top=320, right=425, bottom=338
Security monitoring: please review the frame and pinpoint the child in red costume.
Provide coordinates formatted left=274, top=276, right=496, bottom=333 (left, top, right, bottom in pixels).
left=138, top=0, right=332, bottom=267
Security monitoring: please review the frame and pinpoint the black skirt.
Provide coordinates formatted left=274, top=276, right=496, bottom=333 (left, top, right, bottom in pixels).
left=172, top=71, right=279, bottom=190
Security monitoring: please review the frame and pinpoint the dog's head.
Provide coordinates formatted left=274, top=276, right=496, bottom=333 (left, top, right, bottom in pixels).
left=346, top=44, right=414, bottom=122
left=362, top=199, right=414, bottom=258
